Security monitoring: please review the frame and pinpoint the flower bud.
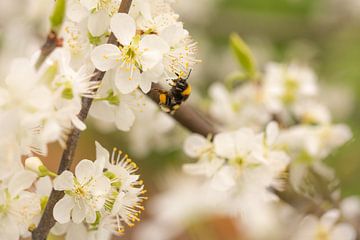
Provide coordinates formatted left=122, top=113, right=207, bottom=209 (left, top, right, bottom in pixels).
left=25, top=157, right=44, bottom=173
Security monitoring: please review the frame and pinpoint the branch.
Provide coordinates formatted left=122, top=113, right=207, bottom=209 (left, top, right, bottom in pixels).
left=147, top=83, right=218, bottom=137
left=35, top=31, right=61, bottom=69
left=32, top=1, right=133, bottom=239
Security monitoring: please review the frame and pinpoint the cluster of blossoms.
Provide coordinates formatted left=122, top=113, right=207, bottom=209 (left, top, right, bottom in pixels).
left=175, top=58, right=355, bottom=238
left=209, top=62, right=352, bottom=191
left=183, top=122, right=289, bottom=211
left=59, top=0, right=199, bottom=131
left=0, top=0, right=200, bottom=238
left=0, top=140, right=145, bottom=239
left=1, top=0, right=359, bottom=239
left=51, top=142, right=146, bottom=238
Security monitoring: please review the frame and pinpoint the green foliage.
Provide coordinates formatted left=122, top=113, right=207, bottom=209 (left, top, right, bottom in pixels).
left=49, top=0, right=66, bottom=32
left=229, top=33, right=257, bottom=80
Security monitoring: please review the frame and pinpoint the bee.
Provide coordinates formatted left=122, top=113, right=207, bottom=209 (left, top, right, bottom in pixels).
left=158, top=71, right=192, bottom=114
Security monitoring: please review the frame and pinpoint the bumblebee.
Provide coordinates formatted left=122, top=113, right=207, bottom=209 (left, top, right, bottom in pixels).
left=158, top=71, right=192, bottom=114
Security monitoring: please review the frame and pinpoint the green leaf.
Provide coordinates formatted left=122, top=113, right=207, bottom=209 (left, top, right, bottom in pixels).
left=229, top=33, right=257, bottom=79
left=49, top=0, right=66, bottom=32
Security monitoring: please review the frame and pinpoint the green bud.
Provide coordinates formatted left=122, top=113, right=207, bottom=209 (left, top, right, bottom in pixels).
left=230, top=33, right=257, bottom=79
left=50, top=0, right=66, bottom=32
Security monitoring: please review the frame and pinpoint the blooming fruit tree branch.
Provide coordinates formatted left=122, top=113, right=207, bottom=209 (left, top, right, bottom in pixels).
left=0, top=0, right=359, bottom=240
left=32, top=1, right=134, bottom=239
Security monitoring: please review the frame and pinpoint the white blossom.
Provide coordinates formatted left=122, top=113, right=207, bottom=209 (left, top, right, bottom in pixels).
left=53, top=159, right=111, bottom=224
left=0, top=170, right=41, bottom=240
left=91, top=13, right=169, bottom=94
left=291, top=209, right=356, bottom=240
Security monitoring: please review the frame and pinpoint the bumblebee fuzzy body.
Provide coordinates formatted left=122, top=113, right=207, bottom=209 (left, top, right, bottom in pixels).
left=158, top=72, right=192, bottom=113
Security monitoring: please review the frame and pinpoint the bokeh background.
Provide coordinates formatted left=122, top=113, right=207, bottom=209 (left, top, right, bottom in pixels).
left=1, top=0, right=359, bottom=239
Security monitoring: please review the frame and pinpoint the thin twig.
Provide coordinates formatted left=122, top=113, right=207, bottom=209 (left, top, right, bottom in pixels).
left=31, top=1, right=133, bottom=239
left=35, top=31, right=61, bottom=70
left=147, top=83, right=218, bottom=137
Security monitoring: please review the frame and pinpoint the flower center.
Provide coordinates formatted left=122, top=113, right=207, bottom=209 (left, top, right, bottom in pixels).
left=282, top=77, right=299, bottom=104
left=315, top=226, right=330, bottom=240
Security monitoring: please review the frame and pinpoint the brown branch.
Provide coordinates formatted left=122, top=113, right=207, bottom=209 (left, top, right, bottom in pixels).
left=147, top=83, right=218, bottom=137
left=31, top=1, right=133, bottom=239
left=35, top=31, right=62, bottom=70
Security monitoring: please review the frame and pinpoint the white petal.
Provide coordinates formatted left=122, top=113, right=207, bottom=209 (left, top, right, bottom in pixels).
left=140, top=35, right=169, bottom=54
left=214, top=132, right=237, bottom=159
left=320, top=209, right=340, bottom=229
left=54, top=171, right=75, bottom=191
left=140, top=35, right=169, bottom=70
left=8, top=170, right=37, bottom=196
left=110, top=13, right=136, bottom=46
left=91, top=176, right=111, bottom=195
left=66, top=0, right=88, bottom=22
left=266, top=121, right=279, bottom=146
left=138, top=77, right=153, bottom=93
left=53, top=196, right=75, bottom=224
left=184, top=134, right=210, bottom=158
left=91, top=44, right=121, bottom=71
left=80, top=0, right=98, bottom=10
left=65, top=223, right=88, bottom=240
left=90, top=100, right=116, bottom=122
left=95, top=141, right=110, bottom=164
left=114, top=67, right=141, bottom=94
left=5, top=58, right=37, bottom=90
left=114, top=102, right=135, bottom=131
left=51, top=223, right=70, bottom=236
left=36, top=176, right=53, bottom=196
left=331, top=223, right=356, bottom=240
left=211, top=166, right=237, bottom=191
left=71, top=201, right=86, bottom=224
left=160, top=24, right=187, bottom=46
left=88, top=10, right=110, bottom=37
left=75, top=160, right=96, bottom=184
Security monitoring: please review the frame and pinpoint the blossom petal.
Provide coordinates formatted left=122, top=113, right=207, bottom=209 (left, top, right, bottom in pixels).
left=266, top=121, right=279, bottom=146
left=140, top=35, right=169, bottom=70
left=160, top=24, right=187, bottom=46
left=53, top=196, right=75, bottom=224
left=88, top=10, right=110, bottom=37
left=54, top=171, right=75, bottom=191
left=331, top=223, right=356, bottom=240
left=114, top=102, right=135, bottom=131
left=8, top=170, right=37, bottom=196
left=110, top=13, right=136, bottom=46
left=66, top=0, right=88, bottom=22
left=95, top=141, right=110, bottom=164
left=65, top=223, right=88, bottom=240
left=71, top=201, right=86, bottom=224
left=211, top=166, right=237, bottom=191
left=114, top=68, right=141, bottom=94
left=320, top=209, right=340, bottom=229
left=184, top=134, right=210, bottom=158
left=138, top=77, right=153, bottom=93
left=36, top=176, right=53, bottom=196
left=75, top=160, right=96, bottom=184
left=91, top=44, right=121, bottom=71
left=91, top=176, right=111, bottom=195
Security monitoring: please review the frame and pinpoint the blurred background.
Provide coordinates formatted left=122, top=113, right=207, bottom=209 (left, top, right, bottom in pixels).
left=1, top=0, right=359, bottom=239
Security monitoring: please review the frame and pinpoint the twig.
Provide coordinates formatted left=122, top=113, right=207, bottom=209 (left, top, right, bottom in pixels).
left=35, top=31, right=62, bottom=70
left=31, top=1, right=133, bottom=239
left=147, top=83, right=218, bottom=137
